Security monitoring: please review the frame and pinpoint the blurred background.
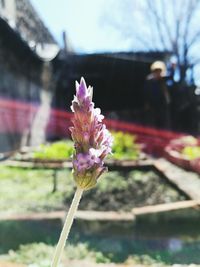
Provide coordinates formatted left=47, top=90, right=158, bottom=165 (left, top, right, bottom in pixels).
left=1, top=0, right=200, bottom=266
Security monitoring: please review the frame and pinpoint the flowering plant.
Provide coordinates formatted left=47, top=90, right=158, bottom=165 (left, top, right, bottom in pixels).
left=51, top=78, right=113, bottom=267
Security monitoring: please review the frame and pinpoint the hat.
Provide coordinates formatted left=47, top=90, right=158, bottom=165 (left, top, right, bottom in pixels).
left=150, top=61, right=166, bottom=76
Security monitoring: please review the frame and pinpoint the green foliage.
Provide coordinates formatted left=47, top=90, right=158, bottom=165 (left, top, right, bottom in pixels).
left=33, top=133, right=141, bottom=161
left=65, top=243, right=110, bottom=263
left=182, top=146, right=200, bottom=160
left=125, top=254, right=164, bottom=265
left=5, top=240, right=200, bottom=266
left=6, top=242, right=111, bottom=266
left=7, top=243, right=54, bottom=266
left=111, top=131, right=140, bottom=160
left=33, top=140, right=74, bottom=160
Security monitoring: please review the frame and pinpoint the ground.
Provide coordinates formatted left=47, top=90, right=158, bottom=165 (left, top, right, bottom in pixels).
left=0, top=262, right=178, bottom=267
left=0, top=262, right=25, bottom=267
left=1, top=260, right=200, bottom=267
left=0, top=166, right=198, bottom=266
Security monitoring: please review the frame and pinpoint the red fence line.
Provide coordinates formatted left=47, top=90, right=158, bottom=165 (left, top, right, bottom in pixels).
left=0, top=98, right=185, bottom=155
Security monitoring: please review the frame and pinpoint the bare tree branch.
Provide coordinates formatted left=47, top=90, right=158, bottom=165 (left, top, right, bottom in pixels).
left=190, top=57, right=200, bottom=66
left=161, top=0, right=173, bottom=47
left=183, top=0, right=200, bottom=45
left=103, top=0, right=200, bottom=83
left=146, top=0, right=169, bottom=50
left=187, top=30, right=200, bottom=49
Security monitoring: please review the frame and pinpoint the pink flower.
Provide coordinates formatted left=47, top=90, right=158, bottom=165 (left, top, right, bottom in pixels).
left=70, top=77, right=113, bottom=190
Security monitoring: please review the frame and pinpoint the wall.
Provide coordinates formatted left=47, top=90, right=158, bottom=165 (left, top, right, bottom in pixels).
left=0, top=35, right=42, bottom=102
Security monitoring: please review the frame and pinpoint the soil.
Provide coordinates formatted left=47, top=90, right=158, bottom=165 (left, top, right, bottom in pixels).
left=0, top=262, right=25, bottom=267
left=75, top=170, right=186, bottom=212
left=63, top=260, right=146, bottom=267
left=0, top=261, right=144, bottom=267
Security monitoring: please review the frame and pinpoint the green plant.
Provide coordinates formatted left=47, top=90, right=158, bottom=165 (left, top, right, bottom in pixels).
left=0, top=166, right=74, bottom=213
left=181, top=146, right=200, bottom=160
left=111, top=131, right=140, bottom=160
left=33, top=140, right=74, bottom=160
left=5, top=242, right=111, bottom=265
left=125, top=254, right=164, bottom=265
left=7, top=243, right=54, bottom=265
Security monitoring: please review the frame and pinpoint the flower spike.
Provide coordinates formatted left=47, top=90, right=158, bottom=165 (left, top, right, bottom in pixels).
left=70, top=77, right=113, bottom=189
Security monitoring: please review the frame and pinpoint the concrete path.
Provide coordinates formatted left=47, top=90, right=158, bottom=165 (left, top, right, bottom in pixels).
left=154, top=158, right=200, bottom=200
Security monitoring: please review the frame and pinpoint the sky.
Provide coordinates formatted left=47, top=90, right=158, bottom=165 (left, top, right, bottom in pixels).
left=30, top=0, right=200, bottom=85
left=30, top=0, right=132, bottom=53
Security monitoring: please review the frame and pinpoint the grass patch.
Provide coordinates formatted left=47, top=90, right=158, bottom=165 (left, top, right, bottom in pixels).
left=0, top=166, right=75, bottom=213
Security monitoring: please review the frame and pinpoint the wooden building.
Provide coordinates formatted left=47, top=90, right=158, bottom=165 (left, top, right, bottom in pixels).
left=0, top=0, right=58, bottom=102
left=0, top=0, right=58, bottom=152
left=52, top=51, right=171, bottom=122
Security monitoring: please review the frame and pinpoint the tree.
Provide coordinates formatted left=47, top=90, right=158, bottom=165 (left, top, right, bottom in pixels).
left=102, top=0, right=200, bottom=84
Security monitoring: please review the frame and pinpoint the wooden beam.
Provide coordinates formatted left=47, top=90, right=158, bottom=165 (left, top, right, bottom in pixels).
left=0, top=200, right=199, bottom=222
left=75, top=210, right=134, bottom=221
left=0, top=210, right=134, bottom=222
left=0, top=211, right=66, bottom=221
left=133, top=200, right=200, bottom=215
left=0, top=160, right=72, bottom=169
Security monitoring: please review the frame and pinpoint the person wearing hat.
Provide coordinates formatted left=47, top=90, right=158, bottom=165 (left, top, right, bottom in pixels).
left=144, top=60, right=171, bottom=128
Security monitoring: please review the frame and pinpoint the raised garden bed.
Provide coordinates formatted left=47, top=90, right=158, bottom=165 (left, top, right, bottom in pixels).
left=165, top=136, right=200, bottom=174
left=3, top=134, right=200, bottom=215
left=0, top=164, right=186, bottom=215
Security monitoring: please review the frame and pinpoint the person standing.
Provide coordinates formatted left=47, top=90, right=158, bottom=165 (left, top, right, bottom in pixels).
left=144, top=61, right=171, bottom=129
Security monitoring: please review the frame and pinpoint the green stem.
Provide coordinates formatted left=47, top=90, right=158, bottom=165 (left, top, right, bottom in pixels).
left=51, top=187, right=83, bottom=267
